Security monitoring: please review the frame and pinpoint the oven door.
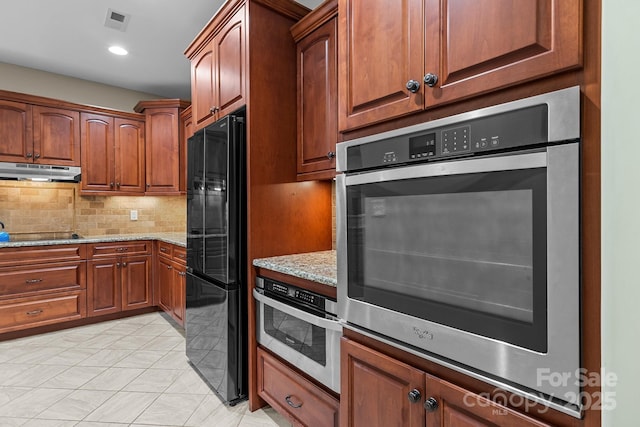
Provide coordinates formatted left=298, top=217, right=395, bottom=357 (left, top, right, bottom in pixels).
left=337, top=143, right=580, bottom=409
left=253, top=288, right=342, bottom=393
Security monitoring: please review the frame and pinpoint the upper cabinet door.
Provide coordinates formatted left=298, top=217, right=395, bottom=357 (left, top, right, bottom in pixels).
left=425, top=0, right=582, bottom=107
left=114, top=118, right=145, bottom=194
left=338, top=0, right=425, bottom=131
left=296, top=17, right=338, bottom=179
left=81, top=113, right=114, bottom=192
left=144, top=108, right=180, bottom=194
left=0, top=100, right=32, bottom=163
left=192, top=47, right=216, bottom=127
left=215, top=4, right=246, bottom=118
left=32, top=106, right=80, bottom=166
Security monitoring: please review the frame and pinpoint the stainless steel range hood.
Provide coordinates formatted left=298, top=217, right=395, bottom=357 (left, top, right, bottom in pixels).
left=0, top=162, right=81, bottom=182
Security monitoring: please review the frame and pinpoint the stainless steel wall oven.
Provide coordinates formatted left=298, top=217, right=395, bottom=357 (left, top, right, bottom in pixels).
left=336, top=87, right=581, bottom=417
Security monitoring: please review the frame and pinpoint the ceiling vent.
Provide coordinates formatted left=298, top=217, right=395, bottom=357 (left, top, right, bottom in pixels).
left=104, top=8, right=131, bottom=32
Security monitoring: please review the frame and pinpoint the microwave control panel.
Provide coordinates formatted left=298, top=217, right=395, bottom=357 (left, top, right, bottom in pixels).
left=257, top=277, right=336, bottom=314
left=345, top=104, right=549, bottom=172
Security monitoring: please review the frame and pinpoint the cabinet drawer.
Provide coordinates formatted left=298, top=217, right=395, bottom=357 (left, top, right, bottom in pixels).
left=172, top=246, right=186, bottom=265
left=157, top=241, right=173, bottom=259
left=0, top=261, right=85, bottom=297
left=258, top=347, right=339, bottom=427
left=0, top=244, right=85, bottom=268
left=0, top=290, right=86, bottom=333
left=89, top=241, right=151, bottom=258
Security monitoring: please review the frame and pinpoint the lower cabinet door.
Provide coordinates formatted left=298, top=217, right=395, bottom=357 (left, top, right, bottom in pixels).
left=87, top=258, right=122, bottom=317
left=341, top=337, right=425, bottom=427
left=172, top=263, right=186, bottom=326
left=257, top=347, right=339, bottom=427
left=157, top=257, right=174, bottom=313
left=121, top=255, right=152, bottom=310
left=0, top=290, right=86, bottom=333
left=425, top=375, right=553, bottom=427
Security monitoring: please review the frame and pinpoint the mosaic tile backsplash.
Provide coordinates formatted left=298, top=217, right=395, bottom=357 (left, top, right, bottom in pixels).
left=0, top=181, right=186, bottom=239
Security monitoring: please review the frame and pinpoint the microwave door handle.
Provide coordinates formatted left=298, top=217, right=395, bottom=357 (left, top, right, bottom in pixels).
left=253, top=289, right=342, bottom=332
left=345, top=150, right=549, bottom=186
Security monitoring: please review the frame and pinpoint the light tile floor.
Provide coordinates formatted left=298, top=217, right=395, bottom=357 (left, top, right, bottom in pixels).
left=0, top=312, right=292, bottom=427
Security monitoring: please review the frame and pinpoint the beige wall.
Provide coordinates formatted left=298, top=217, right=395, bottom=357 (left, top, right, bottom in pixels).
left=0, top=181, right=185, bottom=239
left=0, top=62, right=163, bottom=112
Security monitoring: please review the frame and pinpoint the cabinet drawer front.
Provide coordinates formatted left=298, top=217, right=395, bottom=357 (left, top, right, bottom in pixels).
left=157, top=241, right=173, bottom=259
left=0, top=244, right=85, bottom=267
left=89, top=241, right=151, bottom=258
left=0, top=291, right=86, bottom=333
left=258, top=347, right=339, bottom=427
left=172, top=246, right=186, bottom=264
left=0, top=261, right=85, bottom=296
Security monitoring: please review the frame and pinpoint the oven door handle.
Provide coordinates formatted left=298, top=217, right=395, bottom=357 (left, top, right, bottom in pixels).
left=253, top=288, right=342, bottom=332
left=344, top=149, right=550, bottom=186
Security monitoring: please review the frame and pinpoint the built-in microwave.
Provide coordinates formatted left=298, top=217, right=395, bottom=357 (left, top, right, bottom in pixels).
left=336, top=86, right=582, bottom=417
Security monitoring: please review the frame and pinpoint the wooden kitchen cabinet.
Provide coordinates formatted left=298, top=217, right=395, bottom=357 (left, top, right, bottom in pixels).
left=338, top=0, right=582, bottom=131
left=190, top=3, right=246, bottom=130
left=341, top=337, right=552, bottom=427
left=87, top=242, right=152, bottom=317
left=0, top=100, right=80, bottom=165
left=80, top=112, right=145, bottom=195
left=32, top=105, right=80, bottom=166
left=0, top=244, right=87, bottom=334
left=155, top=241, right=186, bottom=326
left=0, top=100, right=32, bottom=163
left=291, top=0, right=338, bottom=181
left=134, top=99, right=190, bottom=195
left=258, top=347, right=339, bottom=427
left=180, top=105, right=193, bottom=192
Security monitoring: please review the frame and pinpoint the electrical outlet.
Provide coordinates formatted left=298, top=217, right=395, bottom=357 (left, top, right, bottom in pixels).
left=130, top=210, right=138, bottom=221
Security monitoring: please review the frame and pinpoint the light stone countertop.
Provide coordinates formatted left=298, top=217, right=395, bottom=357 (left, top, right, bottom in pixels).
left=253, top=250, right=337, bottom=287
left=0, top=232, right=186, bottom=248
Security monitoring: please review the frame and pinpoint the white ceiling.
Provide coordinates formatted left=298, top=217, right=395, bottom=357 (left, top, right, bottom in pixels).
left=0, top=0, right=321, bottom=100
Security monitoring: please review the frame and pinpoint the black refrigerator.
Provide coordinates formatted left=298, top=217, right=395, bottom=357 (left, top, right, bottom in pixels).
left=185, top=113, right=246, bottom=405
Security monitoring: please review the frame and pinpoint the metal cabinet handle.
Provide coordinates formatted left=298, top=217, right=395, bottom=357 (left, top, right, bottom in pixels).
left=122, top=262, right=128, bottom=267
left=166, top=265, right=173, bottom=270
left=110, top=182, right=115, bottom=188
left=285, top=395, right=303, bottom=409
left=26, top=309, right=43, bottom=316
left=406, top=79, right=421, bottom=93
left=116, top=262, right=121, bottom=268
left=25, top=279, right=43, bottom=284
left=408, top=389, right=422, bottom=403
left=424, top=397, right=439, bottom=412
left=327, top=151, right=336, bottom=160
left=160, top=247, right=168, bottom=252
left=34, top=153, right=41, bottom=159
left=210, top=106, right=220, bottom=114
left=26, top=152, right=33, bottom=158
left=423, top=73, right=439, bottom=87
left=116, top=182, right=121, bottom=188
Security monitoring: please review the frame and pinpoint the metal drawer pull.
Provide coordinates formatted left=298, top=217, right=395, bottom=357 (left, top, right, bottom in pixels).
left=25, top=279, right=43, bottom=284
left=167, top=265, right=173, bottom=270
left=285, top=395, right=303, bottom=409
left=26, top=309, right=43, bottom=316
left=178, top=272, right=186, bottom=277
left=160, top=247, right=168, bottom=252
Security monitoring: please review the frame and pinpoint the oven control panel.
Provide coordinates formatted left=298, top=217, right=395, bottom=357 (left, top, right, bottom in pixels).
left=344, top=104, right=549, bottom=172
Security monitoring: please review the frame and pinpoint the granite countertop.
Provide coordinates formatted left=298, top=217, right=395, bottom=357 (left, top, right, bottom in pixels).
left=253, top=250, right=337, bottom=287
left=0, top=232, right=186, bottom=248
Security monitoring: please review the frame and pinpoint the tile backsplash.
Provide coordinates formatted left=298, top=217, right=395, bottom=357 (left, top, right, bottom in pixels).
left=0, top=181, right=186, bottom=239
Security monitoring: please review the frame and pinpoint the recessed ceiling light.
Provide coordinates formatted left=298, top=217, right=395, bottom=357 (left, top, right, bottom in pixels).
left=108, top=46, right=128, bottom=56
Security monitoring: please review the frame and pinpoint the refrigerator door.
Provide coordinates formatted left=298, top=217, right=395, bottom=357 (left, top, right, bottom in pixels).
left=186, top=272, right=243, bottom=403
left=187, top=115, right=242, bottom=285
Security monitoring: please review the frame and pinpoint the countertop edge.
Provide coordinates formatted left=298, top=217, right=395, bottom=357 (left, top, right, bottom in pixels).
left=253, top=250, right=337, bottom=287
left=0, top=233, right=186, bottom=249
